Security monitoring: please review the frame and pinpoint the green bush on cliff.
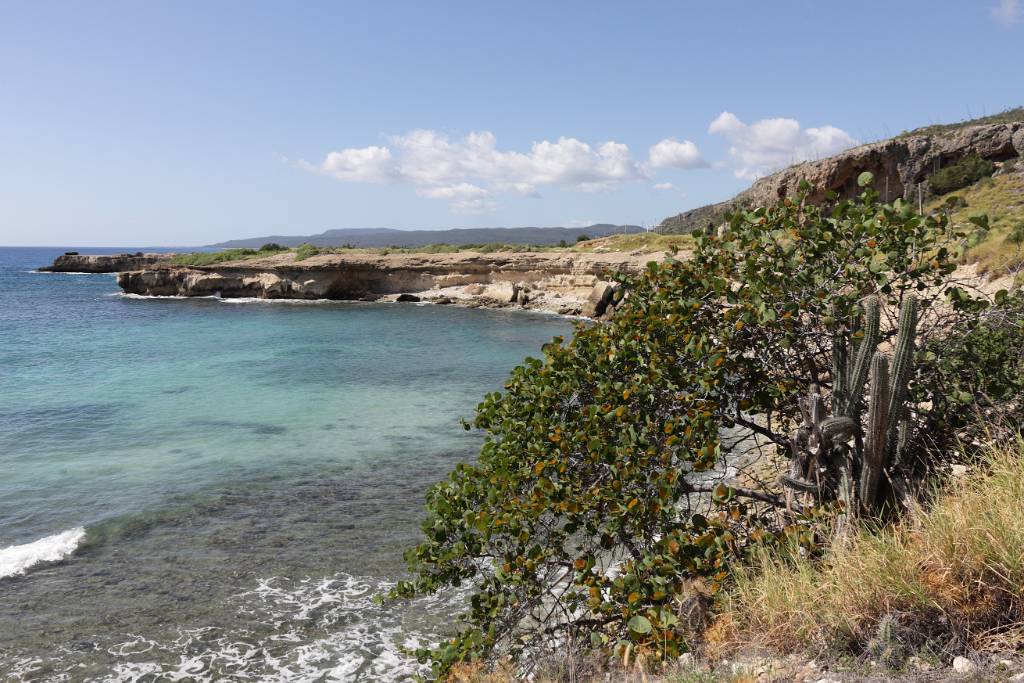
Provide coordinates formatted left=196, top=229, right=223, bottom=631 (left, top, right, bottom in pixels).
left=294, top=242, right=321, bottom=261
left=389, top=179, right=1022, bottom=678
left=929, top=154, right=995, bottom=195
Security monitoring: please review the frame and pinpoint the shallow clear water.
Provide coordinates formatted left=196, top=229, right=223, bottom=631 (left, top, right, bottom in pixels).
left=0, top=247, right=572, bottom=681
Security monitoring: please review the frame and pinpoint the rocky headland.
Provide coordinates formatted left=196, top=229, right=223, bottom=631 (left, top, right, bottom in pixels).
left=40, top=252, right=174, bottom=273
left=114, top=250, right=666, bottom=317
left=660, top=119, right=1024, bottom=233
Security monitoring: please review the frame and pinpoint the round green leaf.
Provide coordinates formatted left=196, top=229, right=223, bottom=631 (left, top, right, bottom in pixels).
left=628, top=615, right=652, bottom=634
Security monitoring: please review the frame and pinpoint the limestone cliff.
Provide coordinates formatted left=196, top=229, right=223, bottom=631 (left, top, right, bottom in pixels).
left=660, top=120, right=1024, bottom=233
left=116, top=250, right=664, bottom=316
left=40, top=252, right=173, bottom=273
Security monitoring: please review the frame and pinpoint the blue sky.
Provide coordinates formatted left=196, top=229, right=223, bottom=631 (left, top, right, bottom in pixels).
left=1, top=1, right=1021, bottom=247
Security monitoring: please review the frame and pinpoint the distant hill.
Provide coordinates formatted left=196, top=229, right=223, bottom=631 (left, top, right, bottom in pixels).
left=659, top=107, right=1024, bottom=234
left=208, top=225, right=643, bottom=249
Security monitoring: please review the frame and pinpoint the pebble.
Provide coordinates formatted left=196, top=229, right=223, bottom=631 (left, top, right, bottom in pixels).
left=952, top=656, right=977, bottom=674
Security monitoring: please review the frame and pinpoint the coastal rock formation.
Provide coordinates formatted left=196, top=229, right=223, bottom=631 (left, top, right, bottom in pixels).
left=661, top=121, right=1024, bottom=233
left=116, top=250, right=664, bottom=316
left=40, top=252, right=173, bottom=273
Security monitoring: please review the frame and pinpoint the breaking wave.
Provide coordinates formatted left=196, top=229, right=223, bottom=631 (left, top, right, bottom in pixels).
left=0, top=527, right=86, bottom=579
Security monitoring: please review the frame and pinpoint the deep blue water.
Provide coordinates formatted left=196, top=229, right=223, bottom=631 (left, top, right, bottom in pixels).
left=0, top=247, right=572, bottom=681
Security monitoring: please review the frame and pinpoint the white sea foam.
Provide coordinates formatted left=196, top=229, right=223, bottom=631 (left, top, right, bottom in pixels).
left=0, top=527, right=86, bottom=579
left=215, top=296, right=341, bottom=305
left=29, top=270, right=117, bottom=276
left=67, top=572, right=465, bottom=682
left=113, top=293, right=219, bottom=300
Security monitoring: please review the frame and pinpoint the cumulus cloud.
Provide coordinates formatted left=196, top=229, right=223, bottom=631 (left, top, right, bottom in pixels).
left=992, top=0, right=1020, bottom=24
left=652, top=182, right=675, bottom=190
left=708, top=111, right=858, bottom=181
left=301, top=129, right=649, bottom=213
left=647, top=138, right=707, bottom=169
left=300, top=145, right=395, bottom=183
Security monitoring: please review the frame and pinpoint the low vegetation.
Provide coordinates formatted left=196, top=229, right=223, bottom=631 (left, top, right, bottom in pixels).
left=570, top=232, right=691, bottom=254
left=924, top=166, right=1024, bottom=280
left=896, top=106, right=1024, bottom=139
left=166, top=243, right=288, bottom=266
left=928, top=154, right=996, bottom=195
left=724, top=438, right=1024, bottom=660
left=165, top=233, right=683, bottom=266
left=389, top=176, right=1024, bottom=679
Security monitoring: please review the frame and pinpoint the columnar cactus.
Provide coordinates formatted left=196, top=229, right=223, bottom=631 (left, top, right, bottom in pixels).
left=784, top=295, right=918, bottom=518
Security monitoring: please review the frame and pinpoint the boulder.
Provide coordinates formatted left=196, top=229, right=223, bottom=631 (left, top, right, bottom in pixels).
left=463, top=283, right=485, bottom=295
left=582, top=281, right=614, bottom=317
left=396, top=293, right=421, bottom=302
left=483, top=281, right=519, bottom=303
left=433, top=296, right=454, bottom=305
left=952, top=656, right=977, bottom=674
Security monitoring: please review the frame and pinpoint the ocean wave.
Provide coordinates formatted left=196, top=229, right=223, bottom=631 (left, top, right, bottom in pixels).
left=0, top=527, right=86, bottom=579
left=28, top=270, right=117, bottom=276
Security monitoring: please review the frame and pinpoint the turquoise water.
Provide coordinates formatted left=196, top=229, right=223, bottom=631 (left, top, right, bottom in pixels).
left=0, top=247, right=572, bottom=681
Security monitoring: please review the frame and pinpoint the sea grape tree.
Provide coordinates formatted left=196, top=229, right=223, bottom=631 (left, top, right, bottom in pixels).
left=390, top=178, right=1010, bottom=678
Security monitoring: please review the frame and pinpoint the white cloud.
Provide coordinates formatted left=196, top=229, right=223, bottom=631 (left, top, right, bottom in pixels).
left=414, top=183, right=497, bottom=214
left=653, top=182, right=675, bottom=190
left=300, top=145, right=395, bottom=183
left=708, top=111, right=858, bottom=181
left=301, top=130, right=649, bottom=213
left=992, top=0, right=1020, bottom=24
left=647, top=138, right=707, bottom=169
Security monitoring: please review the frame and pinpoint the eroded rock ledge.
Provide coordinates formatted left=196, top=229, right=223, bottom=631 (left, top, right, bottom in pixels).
left=116, top=250, right=665, bottom=316
left=41, top=252, right=173, bottom=273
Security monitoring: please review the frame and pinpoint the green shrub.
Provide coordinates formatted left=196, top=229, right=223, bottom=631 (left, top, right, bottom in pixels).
left=929, top=154, right=995, bottom=195
left=390, top=180, right=997, bottom=678
left=1008, top=221, right=1024, bottom=245
left=259, top=242, right=286, bottom=252
left=576, top=234, right=591, bottom=242
left=294, top=243, right=321, bottom=261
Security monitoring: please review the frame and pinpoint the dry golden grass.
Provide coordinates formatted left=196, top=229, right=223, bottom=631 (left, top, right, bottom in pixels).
left=572, top=232, right=692, bottom=254
left=724, top=438, right=1024, bottom=656
left=925, top=170, right=1024, bottom=281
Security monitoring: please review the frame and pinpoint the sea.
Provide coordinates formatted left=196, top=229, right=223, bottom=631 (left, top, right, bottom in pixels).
left=0, top=247, right=572, bottom=681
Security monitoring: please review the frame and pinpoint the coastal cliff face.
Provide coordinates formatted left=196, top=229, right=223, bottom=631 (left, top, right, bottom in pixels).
left=661, top=121, right=1024, bottom=233
left=116, top=250, right=664, bottom=316
left=41, top=253, right=172, bottom=273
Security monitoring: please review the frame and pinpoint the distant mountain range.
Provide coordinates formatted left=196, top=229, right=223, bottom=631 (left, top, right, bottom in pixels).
left=208, top=224, right=643, bottom=249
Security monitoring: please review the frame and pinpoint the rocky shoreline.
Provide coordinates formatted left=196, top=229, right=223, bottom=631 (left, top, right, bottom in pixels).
left=110, top=250, right=665, bottom=317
